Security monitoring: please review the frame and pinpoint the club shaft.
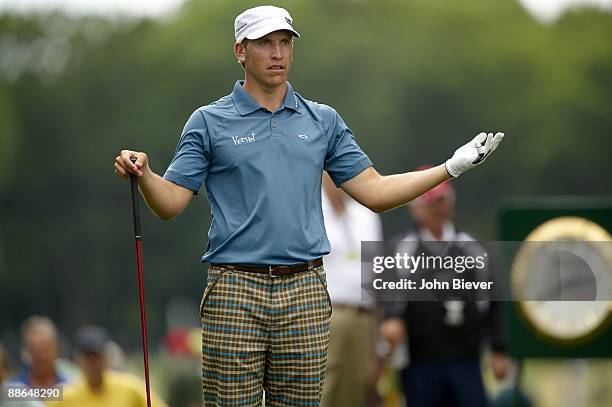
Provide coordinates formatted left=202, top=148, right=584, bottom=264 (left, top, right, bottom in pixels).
left=130, top=170, right=152, bottom=407
left=135, top=239, right=152, bottom=407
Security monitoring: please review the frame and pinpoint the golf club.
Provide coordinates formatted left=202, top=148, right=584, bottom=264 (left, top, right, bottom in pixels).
left=129, top=156, right=152, bottom=407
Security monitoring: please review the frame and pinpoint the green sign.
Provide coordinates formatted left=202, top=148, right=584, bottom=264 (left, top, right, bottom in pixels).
left=499, top=197, right=612, bottom=358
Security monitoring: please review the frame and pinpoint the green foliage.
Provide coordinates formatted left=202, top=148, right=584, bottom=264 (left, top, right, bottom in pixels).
left=0, top=80, right=18, bottom=190
left=0, top=0, right=610, bottom=346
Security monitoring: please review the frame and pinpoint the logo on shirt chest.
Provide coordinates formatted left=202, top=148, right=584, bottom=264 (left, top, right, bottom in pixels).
left=232, top=132, right=256, bottom=146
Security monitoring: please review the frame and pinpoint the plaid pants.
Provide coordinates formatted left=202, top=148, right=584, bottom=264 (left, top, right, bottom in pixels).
left=201, top=263, right=332, bottom=406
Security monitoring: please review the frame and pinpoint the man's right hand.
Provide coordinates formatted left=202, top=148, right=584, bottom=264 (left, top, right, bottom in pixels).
left=113, top=149, right=194, bottom=221
left=379, top=318, right=406, bottom=350
left=114, top=150, right=150, bottom=180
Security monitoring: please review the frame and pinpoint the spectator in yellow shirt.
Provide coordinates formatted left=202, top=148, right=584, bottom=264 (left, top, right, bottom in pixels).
left=47, top=326, right=167, bottom=407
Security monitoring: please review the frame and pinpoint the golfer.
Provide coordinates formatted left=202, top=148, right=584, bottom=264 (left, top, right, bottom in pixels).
left=114, top=6, right=504, bottom=406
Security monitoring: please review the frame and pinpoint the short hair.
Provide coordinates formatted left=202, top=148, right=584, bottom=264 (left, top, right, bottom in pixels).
left=21, top=315, right=59, bottom=344
left=238, top=39, right=250, bottom=69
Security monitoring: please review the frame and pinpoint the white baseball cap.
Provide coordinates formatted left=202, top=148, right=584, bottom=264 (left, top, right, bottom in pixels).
left=234, top=5, right=300, bottom=43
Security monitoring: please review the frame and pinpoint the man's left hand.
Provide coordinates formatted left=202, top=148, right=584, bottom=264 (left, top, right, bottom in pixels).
left=445, top=132, right=504, bottom=177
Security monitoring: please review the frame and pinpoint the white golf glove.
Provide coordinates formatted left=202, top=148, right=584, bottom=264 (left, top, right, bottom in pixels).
left=445, top=132, right=504, bottom=177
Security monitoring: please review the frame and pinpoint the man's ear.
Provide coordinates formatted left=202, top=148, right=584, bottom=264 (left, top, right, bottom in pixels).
left=234, top=42, right=246, bottom=64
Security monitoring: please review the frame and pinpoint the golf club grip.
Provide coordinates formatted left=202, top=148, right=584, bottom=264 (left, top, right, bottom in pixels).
left=129, top=156, right=142, bottom=239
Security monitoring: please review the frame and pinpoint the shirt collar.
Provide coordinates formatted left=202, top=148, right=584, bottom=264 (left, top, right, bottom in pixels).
left=419, top=222, right=456, bottom=241
left=231, top=80, right=301, bottom=116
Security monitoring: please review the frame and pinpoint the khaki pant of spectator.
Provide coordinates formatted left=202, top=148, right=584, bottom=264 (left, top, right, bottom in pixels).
left=321, top=306, right=376, bottom=407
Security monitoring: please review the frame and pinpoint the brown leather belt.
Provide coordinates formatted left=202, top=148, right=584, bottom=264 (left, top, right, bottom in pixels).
left=216, top=258, right=323, bottom=276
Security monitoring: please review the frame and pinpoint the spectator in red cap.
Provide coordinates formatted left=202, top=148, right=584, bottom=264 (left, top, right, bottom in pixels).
left=380, top=166, right=509, bottom=407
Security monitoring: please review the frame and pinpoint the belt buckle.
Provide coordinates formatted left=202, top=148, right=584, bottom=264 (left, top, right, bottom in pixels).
left=269, top=265, right=276, bottom=278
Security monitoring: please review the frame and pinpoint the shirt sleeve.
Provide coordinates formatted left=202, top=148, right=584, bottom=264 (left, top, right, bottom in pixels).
left=163, top=109, right=211, bottom=193
left=321, top=105, right=372, bottom=187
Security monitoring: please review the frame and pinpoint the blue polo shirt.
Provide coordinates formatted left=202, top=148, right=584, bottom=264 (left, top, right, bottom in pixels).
left=163, top=81, right=372, bottom=265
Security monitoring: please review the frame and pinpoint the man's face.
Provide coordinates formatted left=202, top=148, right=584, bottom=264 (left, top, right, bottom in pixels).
left=24, top=327, right=59, bottom=369
left=411, top=193, right=455, bottom=232
left=236, top=30, right=294, bottom=89
left=76, top=352, right=106, bottom=383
